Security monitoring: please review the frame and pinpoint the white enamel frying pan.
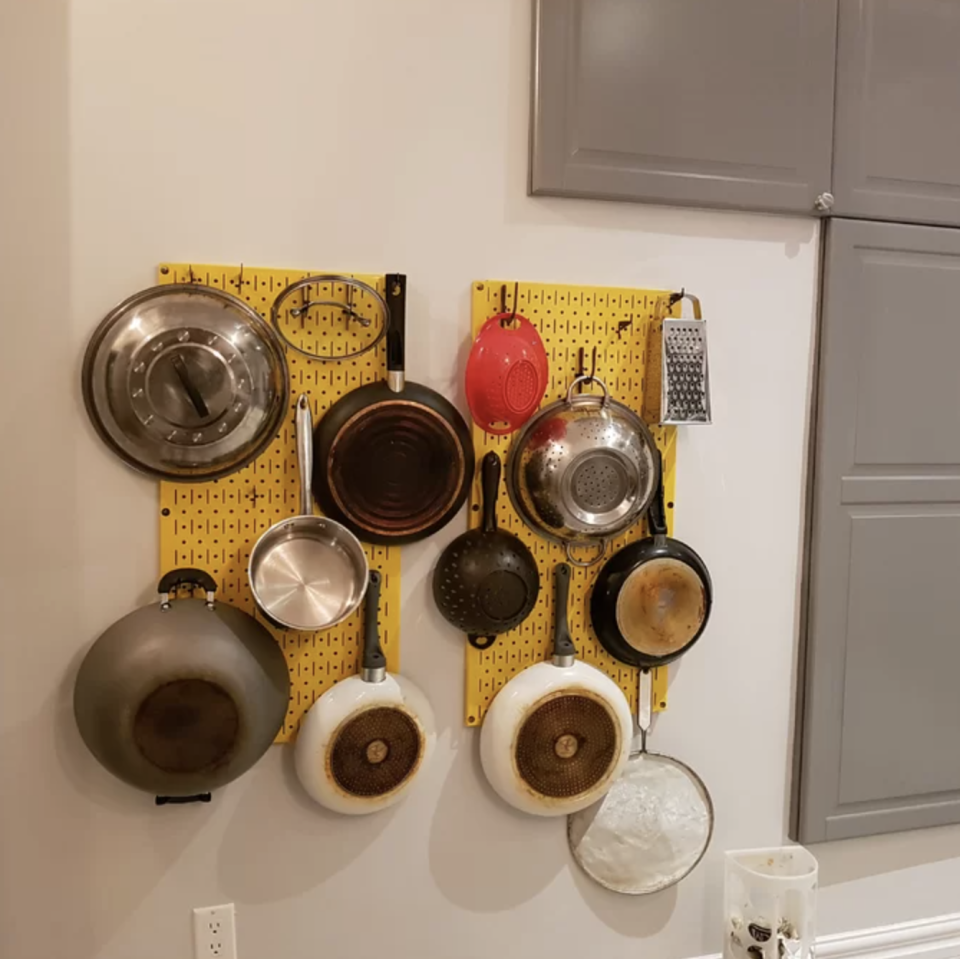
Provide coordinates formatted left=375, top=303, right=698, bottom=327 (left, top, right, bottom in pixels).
left=294, top=570, right=436, bottom=814
left=480, top=563, right=633, bottom=817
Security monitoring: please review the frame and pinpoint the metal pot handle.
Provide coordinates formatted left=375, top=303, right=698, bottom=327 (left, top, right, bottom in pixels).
left=157, top=568, right=217, bottom=609
left=296, top=394, right=314, bottom=517
left=566, top=375, right=610, bottom=406
left=564, top=539, right=608, bottom=568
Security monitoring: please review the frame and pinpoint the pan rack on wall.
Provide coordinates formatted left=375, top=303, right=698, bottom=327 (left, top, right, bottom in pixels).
left=156, top=263, right=401, bottom=743
left=463, top=280, right=678, bottom=728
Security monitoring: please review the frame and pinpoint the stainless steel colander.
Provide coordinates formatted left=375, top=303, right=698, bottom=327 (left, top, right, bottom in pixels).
left=505, top=376, right=659, bottom=566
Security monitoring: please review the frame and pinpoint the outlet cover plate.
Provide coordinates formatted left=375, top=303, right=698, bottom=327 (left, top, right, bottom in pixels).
left=193, top=903, right=237, bottom=959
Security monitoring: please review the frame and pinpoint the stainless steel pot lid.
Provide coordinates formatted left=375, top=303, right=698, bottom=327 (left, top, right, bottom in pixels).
left=82, top=284, right=289, bottom=481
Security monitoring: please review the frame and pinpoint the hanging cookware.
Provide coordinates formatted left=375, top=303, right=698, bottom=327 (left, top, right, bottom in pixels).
left=270, top=274, right=389, bottom=362
left=465, top=298, right=549, bottom=435
left=295, top=570, right=436, bottom=814
left=660, top=291, right=711, bottom=426
left=568, top=669, right=713, bottom=894
left=82, top=283, right=289, bottom=481
left=506, top=375, right=659, bottom=566
left=249, top=394, right=368, bottom=631
left=311, top=274, right=475, bottom=545
left=433, top=451, right=540, bottom=650
left=479, top=563, right=632, bottom=817
left=74, top=569, right=290, bottom=800
left=591, top=450, right=712, bottom=668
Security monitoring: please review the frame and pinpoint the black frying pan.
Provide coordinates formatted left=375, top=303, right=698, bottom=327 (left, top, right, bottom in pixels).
left=590, top=451, right=712, bottom=668
left=433, top=451, right=540, bottom=649
left=312, top=275, right=475, bottom=544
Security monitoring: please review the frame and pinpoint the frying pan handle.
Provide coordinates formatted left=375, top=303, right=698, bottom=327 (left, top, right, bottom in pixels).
left=564, top=540, right=607, bottom=568
left=296, top=394, right=314, bottom=517
left=385, top=274, right=406, bottom=391
left=157, top=568, right=217, bottom=609
left=481, top=452, right=501, bottom=534
left=647, top=449, right=668, bottom=538
left=361, top=570, right=387, bottom=681
left=552, top=563, right=577, bottom=662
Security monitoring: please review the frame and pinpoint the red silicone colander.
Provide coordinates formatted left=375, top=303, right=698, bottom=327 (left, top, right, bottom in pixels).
left=465, top=312, right=549, bottom=435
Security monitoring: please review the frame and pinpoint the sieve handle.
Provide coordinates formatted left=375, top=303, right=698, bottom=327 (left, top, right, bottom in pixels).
left=480, top=452, right=501, bottom=534
left=296, top=394, right=314, bottom=517
left=637, top=668, right=653, bottom=753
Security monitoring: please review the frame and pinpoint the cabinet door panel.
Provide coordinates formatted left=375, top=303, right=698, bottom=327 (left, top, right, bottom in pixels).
left=532, top=0, right=837, bottom=215
left=794, top=219, right=960, bottom=842
left=833, top=0, right=960, bottom=225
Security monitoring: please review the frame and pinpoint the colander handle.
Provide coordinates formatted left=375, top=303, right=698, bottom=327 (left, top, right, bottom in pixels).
left=564, top=540, right=608, bottom=568
left=480, top=452, right=501, bottom=534
left=566, top=375, right=610, bottom=406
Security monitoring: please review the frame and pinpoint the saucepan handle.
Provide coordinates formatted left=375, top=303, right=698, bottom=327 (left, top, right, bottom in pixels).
left=296, top=393, right=314, bottom=517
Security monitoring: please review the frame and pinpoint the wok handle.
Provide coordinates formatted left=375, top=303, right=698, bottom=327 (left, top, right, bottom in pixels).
left=480, top=452, right=501, bottom=534
left=552, top=563, right=577, bottom=661
left=157, top=568, right=217, bottom=609
left=385, top=273, right=406, bottom=390
left=361, top=570, right=387, bottom=680
left=647, top=449, right=668, bottom=538
left=296, top=394, right=314, bottom=517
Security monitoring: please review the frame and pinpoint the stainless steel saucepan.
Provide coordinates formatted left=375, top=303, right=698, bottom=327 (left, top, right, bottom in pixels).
left=248, top=394, right=368, bottom=631
left=74, top=569, right=290, bottom=799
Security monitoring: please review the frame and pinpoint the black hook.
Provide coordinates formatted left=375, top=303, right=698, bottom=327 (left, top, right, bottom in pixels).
left=499, top=284, right=507, bottom=314
left=500, top=281, right=520, bottom=328
left=235, top=263, right=244, bottom=295
left=616, top=314, right=635, bottom=340
left=668, top=287, right=685, bottom=308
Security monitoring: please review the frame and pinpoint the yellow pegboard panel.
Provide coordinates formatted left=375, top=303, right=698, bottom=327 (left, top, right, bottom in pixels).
left=464, top=280, right=678, bottom=727
left=157, top=263, right=400, bottom=742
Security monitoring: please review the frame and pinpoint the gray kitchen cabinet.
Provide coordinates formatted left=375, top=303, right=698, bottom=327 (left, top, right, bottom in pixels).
left=832, top=1, right=960, bottom=226
left=531, top=0, right=838, bottom=215
left=793, top=218, right=960, bottom=843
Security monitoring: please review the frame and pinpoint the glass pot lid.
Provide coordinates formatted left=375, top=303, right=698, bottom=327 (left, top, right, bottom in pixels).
left=82, top=284, right=289, bottom=481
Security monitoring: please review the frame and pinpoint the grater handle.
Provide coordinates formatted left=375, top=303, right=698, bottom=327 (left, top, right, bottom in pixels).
left=667, top=290, right=702, bottom=321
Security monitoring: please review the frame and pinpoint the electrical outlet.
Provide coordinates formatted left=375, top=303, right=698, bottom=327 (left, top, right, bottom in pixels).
left=193, top=903, right=237, bottom=959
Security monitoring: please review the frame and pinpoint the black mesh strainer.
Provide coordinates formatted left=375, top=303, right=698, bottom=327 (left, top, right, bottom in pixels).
left=433, top=452, right=540, bottom=649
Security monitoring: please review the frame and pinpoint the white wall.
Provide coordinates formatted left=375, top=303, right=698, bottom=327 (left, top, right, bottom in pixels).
left=4, top=2, right=960, bottom=958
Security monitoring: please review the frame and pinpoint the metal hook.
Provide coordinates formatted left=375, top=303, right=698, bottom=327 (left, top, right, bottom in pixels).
left=235, top=263, right=244, bottom=295
left=575, top=346, right=598, bottom=393
left=500, top=281, right=520, bottom=328
left=188, top=264, right=196, bottom=284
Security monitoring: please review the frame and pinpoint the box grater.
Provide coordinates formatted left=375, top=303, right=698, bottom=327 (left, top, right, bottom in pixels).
left=661, top=292, right=711, bottom=425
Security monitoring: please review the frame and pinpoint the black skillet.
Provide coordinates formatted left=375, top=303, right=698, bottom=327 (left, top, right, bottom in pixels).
left=591, top=450, right=712, bottom=668
left=312, top=275, right=475, bottom=545
left=433, top=451, right=540, bottom=650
